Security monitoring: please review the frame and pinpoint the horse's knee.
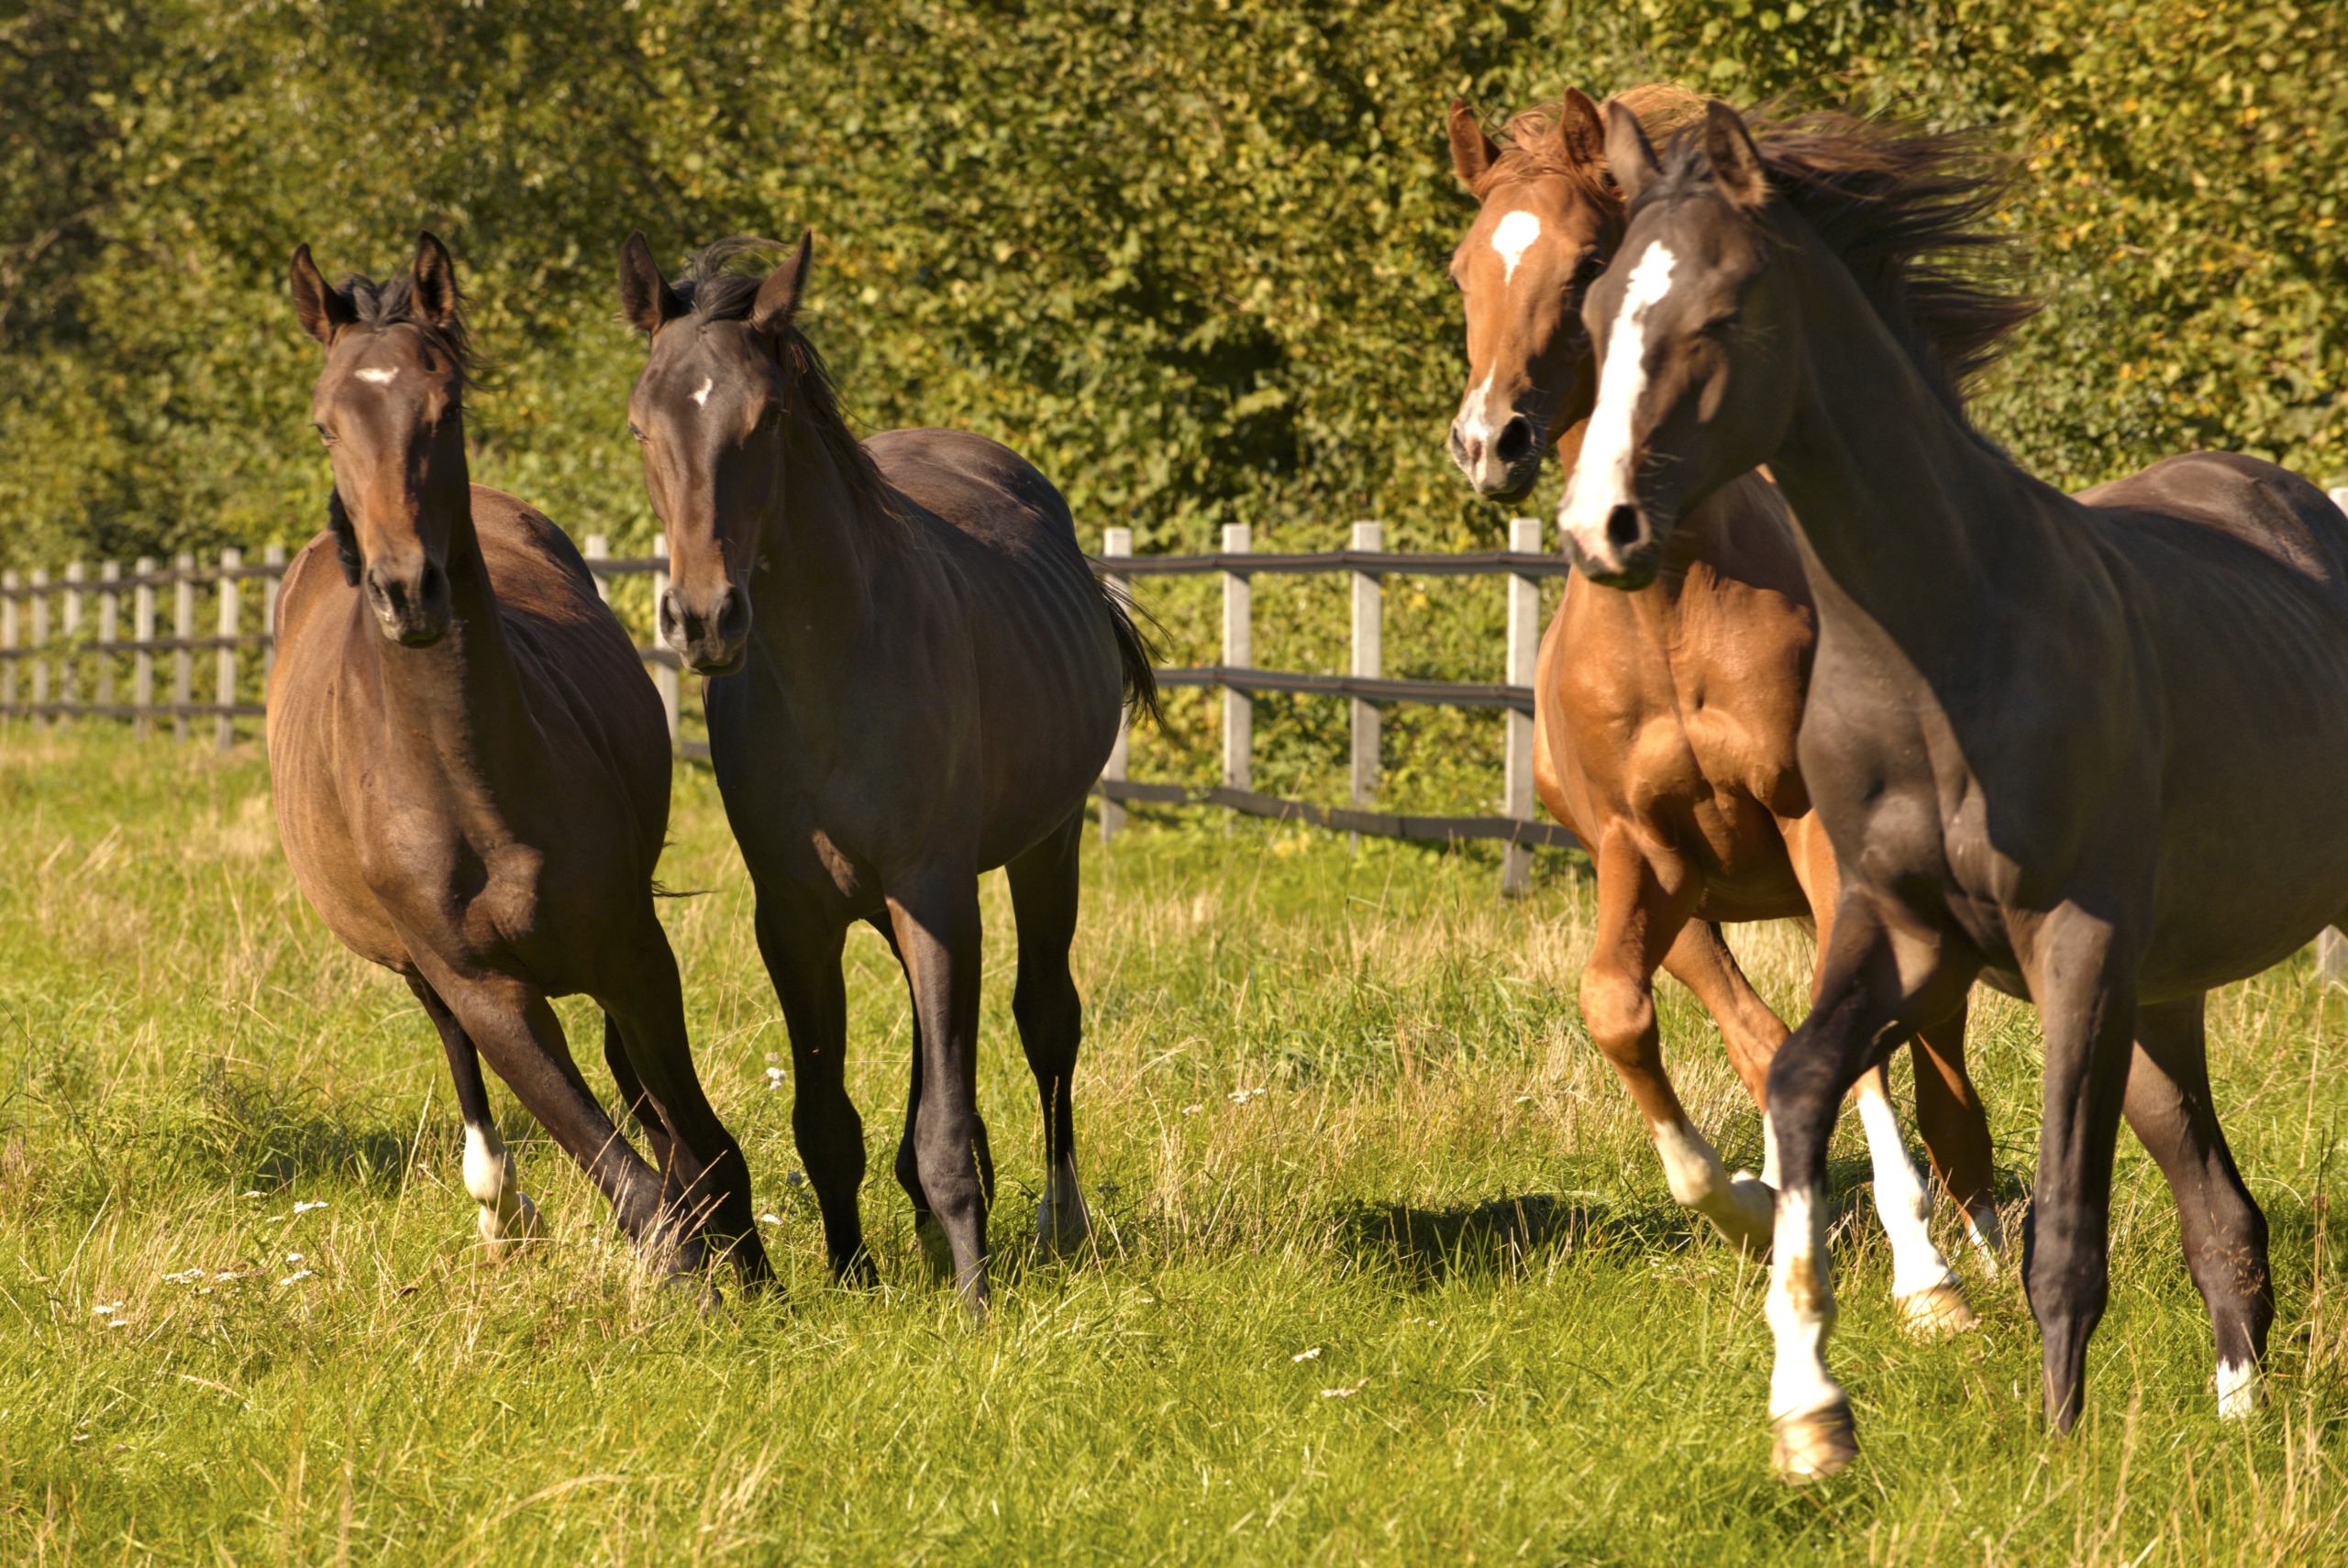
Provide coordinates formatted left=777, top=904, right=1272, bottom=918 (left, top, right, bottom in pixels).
left=1579, top=964, right=1656, bottom=1060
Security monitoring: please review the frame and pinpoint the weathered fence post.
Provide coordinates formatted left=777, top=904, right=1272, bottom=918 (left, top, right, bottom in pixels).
left=28, top=569, right=49, bottom=729
left=134, top=558, right=156, bottom=740
left=1222, top=523, right=1251, bottom=793
left=61, top=563, right=83, bottom=727
left=584, top=535, right=612, bottom=603
left=172, top=552, right=195, bottom=743
left=649, top=536, right=680, bottom=753
left=1350, top=521, right=1382, bottom=811
left=1100, top=525, right=1133, bottom=844
left=260, top=545, right=284, bottom=688
left=1, top=571, right=16, bottom=717
left=1502, top=516, right=1544, bottom=896
left=98, top=562, right=119, bottom=713
left=216, top=547, right=241, bottom=748
left=2319, top=928, right=2348, bottom=985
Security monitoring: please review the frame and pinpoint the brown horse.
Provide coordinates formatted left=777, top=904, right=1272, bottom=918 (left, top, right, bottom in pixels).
left=271, top=234, right=765, bottom=1285
left=1571, top=98, right=2338, bottom=1477
left=615, top=232, right=1156, bottom=1316
left=1447, top=86, right=1999, bottom=1323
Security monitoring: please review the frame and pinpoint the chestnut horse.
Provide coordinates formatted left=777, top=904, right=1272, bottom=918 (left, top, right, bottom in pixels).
left=1568, top=98, right=2340, bottom=1476
left=616, top=233, right=1156, bottom=1316
left=271, top=234, right=765, bottom=1285
left=1447, top=86, right=1999, bottom=1323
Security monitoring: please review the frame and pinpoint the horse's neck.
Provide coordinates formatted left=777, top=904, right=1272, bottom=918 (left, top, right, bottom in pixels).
left=1767, top=224, right=2066, bottom=658
left=749, top=419, right=887, bottom=690
left=363, top=497, right=542, bottom=808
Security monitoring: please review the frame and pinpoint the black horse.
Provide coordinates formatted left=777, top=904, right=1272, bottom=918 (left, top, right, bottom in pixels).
left=618, top=231, right=1155, bottom=1315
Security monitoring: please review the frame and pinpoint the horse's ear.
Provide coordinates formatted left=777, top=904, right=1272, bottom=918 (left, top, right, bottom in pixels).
left=748, top=229, right=814, bottom=337
left=1556, top=88, right=1607, bottom=171
left=290, top=244, right=353, bottom=347
left=411, top=231, right=461, bottom=332
left=1603, top=99, right=1662, bottom=204
left=1447, top=99, right=1500, bottom=187
left=618, top=230, right=686, bottom=337
left=1702, top=99, right=1768, bottom=207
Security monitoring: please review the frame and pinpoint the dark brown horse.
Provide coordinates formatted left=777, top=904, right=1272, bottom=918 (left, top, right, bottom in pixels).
left=615, top=232, right=1155, bottom=1315
left=271, top=234, right=765, bottom=1285
left=1571, top=99, right=2338, bottom=1476
left=1447, top=85, right=1998, bottom=1326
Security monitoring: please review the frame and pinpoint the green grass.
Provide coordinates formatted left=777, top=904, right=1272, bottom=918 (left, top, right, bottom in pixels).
left=1, top=727, right=2345, bottom=1564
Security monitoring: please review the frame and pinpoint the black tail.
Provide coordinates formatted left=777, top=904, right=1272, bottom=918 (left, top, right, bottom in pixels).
left=1098, top=573, right=1161, bottom=727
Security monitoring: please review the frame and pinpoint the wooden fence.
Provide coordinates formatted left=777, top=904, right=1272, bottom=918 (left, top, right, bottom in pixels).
left=0, top=524, right=1576, bottom=885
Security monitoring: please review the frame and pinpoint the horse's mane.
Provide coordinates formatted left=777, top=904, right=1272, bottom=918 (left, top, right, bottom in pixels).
left=673, top=237, right=901, bottom=530
left=1645, top=109, right=2039, bottom=414
left=327, top=269, right=476, bottom=387
left=1473, top=83, right=1705, bottom=203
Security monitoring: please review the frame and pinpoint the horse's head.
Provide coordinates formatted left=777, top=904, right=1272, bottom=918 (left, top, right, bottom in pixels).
left=1445, top=89, right=1624, bottom=503
left=292, top=233, right=472, bottom=646
left=619, top=231, right=812, bottom=677
left=1558, top=100, right=1793, bottom=590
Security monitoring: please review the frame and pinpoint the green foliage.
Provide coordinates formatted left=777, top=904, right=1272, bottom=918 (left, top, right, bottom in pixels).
left=4, top=0, right=2343, bottom=574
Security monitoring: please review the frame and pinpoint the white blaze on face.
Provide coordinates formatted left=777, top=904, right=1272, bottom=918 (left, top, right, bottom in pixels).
left=1558, top=240, right=1678, bottom=557
left=355, top=367, right=398, bottom=385
left=1455, top=370, right=1499, bottom=448
left=691, top=376, right=714, bottom=408
left=1490, top=210, right=1542, bottom=286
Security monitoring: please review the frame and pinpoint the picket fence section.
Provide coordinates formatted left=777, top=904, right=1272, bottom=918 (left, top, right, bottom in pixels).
left=0, top=524, right=1578, bottom=886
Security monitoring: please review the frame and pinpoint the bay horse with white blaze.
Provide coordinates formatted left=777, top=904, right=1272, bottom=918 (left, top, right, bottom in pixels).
left=1568, top=99, right=2342, bottom=1477
left=1447, top=85, right=1999, bottom=1323
left=616, top=232, right=1156, bottom=1316
left=271, top=234, right=766, bottom=1285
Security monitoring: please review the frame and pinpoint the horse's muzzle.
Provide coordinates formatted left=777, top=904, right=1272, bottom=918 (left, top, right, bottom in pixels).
left=1560, top=502, right=1664, bottom=591
left=365, top=559, right=450, bottom=646
left=659, top=584, right=752, bottom=676
left=1449, top=412, right=1544, bottom=503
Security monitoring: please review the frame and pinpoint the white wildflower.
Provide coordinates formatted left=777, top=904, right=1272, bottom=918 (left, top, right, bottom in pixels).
left=1292, top=1346, right=1322, bottom=1363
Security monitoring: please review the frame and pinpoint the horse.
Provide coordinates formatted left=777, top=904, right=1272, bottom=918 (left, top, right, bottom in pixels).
left=1446, top=85, right=1999, bottom=1325
left=271, top=233, right=767, bottom=1287
left=1567, top=97, right=2342, bottom=1478
left=615, top=231, right=1157, bottom=1316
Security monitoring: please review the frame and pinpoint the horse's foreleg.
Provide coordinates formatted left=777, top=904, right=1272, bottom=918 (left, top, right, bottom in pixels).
left=2019, top=904, right=2137, bottom=1435
left=604, top=928, right=771, bottom=1288
left=407, top=976, right=540, bottom=1260
left=885, top=868, right=991, bottom=1318
left=1006, top=813, right=1091, bottom=1258
left=1764, top=895, right=1974, bottom=1481
left=2124, top=995, right=2271, bottom=1419
left=756, top=899, right=872, bottom=1286
left=1584, top=832, right=1769, bottom=1249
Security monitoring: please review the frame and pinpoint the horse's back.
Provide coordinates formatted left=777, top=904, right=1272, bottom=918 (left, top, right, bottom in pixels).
left=2081, top=452, right=2348, bottom=596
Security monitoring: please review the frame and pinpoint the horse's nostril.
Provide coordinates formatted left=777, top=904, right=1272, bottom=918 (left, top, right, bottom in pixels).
left=416, top=559, right=446, bottom=606
left=716, top=589, right=752, bottom=642
left=1605, top=503, right=1644, bottom=549
left=658, top=589, right=683, bottom=640
left=1494, top=417, right=1534, bottom=464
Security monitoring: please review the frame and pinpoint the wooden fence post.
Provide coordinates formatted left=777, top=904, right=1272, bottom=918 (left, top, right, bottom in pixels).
left=1100, top=525, right=1133, bottom=844
left=172, top=552, right=194, bottom=743
left=1502, top=516, right=1544, bottom=896
left=1350, top=521, right=1381, bottom=810
left=61, top=563, right=83, bottom=727
left=28, top=569, right=49, bottom=729
left=1, top=571, right=16, bottom=717
left=1222, top=523, right=1251, bottom=792
left=260, top=545, right=285, bottom=690
left=216, top=547, right=241, bottom=748
left=98, top=562, right=119, bottom=713
left=584, top=536, right=612, bottom=603
left=649, top=536, right=680, bottom=753
left=134, top=558, right=156, bottom=740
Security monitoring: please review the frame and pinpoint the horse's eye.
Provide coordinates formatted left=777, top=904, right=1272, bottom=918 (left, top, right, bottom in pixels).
left=626, top=423, right=646, bottom=443
left=1572, top=252, right=1605, bottom=289
left=760, top=404, right=783, bottom=428
left=314, top=424, right=337, bottom=446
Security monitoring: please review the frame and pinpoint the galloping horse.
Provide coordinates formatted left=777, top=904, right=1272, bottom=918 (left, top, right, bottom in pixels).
left=271, top=234, right=766, bottom=1285
left=1447, top=85, right=1998, bottom=1324
left=616, top=232, right=1156, bottom=1316
left=1567, top=99, right=2342, bottom=1477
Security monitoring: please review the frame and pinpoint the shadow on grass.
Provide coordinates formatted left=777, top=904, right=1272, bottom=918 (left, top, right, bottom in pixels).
left=194, top=1060, right=448, bottom=1193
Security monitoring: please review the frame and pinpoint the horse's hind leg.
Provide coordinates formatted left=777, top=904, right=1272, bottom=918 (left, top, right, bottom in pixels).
left=1584, top=832, right=1771, bottom=1251
left=2124, top=994, right=2272, bottom=1419
left=1006, top=812, right=1091, bottom=1256
left=1911, top=1002, right=2005, bottom=1266
left=406, top=976, right=539, bottom=1259
left=604, top=1012, right=674, bottom=1172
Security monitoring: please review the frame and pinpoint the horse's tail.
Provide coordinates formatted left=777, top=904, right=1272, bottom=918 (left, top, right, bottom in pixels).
left=1097, top=571, right=1161, bottom=727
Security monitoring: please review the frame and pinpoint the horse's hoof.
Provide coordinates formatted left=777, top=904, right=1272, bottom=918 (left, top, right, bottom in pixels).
left=477, top=1192, right=540, bottom=1263
left=1710, top=1172, right=1777, bottom=1256
left=1895, top=1279, right=1977, bottom=1340
left=1771, top=1403, right=1858, bottom=1482
left=1034, top=1190, right=1093, bottom=1258
left=915, top=1214, right=955, bottom=1286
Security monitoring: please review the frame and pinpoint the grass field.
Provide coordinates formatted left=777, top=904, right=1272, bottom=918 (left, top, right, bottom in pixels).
left=2, top=729, right=2345, bottom=1564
